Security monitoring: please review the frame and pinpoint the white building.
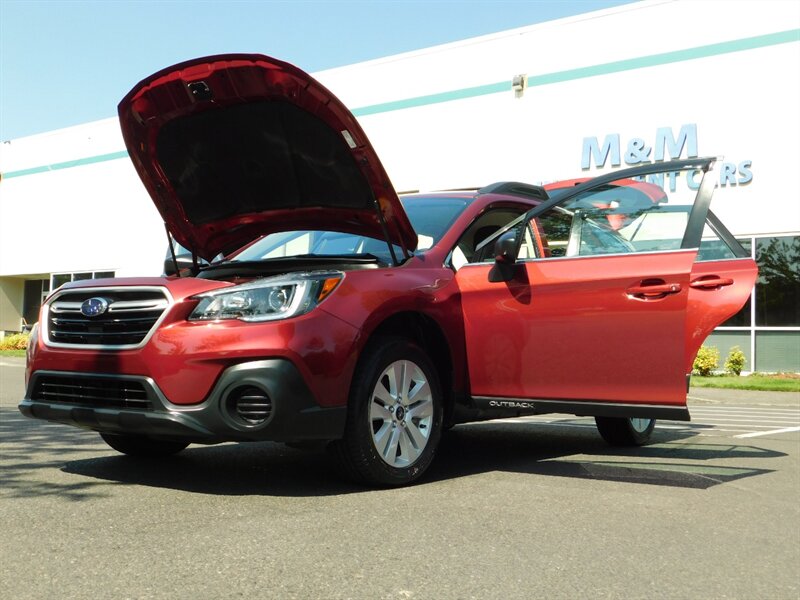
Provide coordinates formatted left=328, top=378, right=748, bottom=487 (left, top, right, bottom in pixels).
left=1, top=0, right=798, bottom=370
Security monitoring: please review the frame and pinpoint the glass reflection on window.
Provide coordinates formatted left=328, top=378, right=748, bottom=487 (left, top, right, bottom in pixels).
left=721, top=239, right=752, bottom=327
left=755, top=236, right=800, bottom=327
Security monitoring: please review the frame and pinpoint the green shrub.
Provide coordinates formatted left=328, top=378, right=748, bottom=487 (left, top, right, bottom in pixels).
left=724, top=346, right=747, bottom=376
left=693, top=345, right=719, bottom=376
left=0, top=333, right=29, bottom=350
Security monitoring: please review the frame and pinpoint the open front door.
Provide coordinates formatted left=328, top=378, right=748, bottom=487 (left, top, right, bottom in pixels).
left=456, top=158, right=756, bottom=418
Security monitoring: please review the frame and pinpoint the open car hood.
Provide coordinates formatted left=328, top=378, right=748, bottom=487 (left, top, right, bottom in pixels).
left=118, top=54, right=417, bottom=260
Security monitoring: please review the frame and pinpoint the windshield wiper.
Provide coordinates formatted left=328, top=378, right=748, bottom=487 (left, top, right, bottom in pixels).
left=196, top=254, right=387, bottom=280
left=291, top=253, right=385, bottom=262
left=201, top=254, right=384, bottom=271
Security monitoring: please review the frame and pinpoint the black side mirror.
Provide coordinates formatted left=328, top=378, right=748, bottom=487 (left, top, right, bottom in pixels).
left=163, top=254, right=196, bottom=276
left=489, top=231, right=518, bottom=282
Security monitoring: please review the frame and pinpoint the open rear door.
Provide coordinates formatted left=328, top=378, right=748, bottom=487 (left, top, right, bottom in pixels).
left=685, top=210, right=757, bottom=371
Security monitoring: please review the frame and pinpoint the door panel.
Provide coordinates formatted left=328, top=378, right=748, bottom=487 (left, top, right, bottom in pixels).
left=457, top=250, right=697, bottom=405
left=685, top=258, right=758, bottom=372
left=455, top=158, right=757, bottom=410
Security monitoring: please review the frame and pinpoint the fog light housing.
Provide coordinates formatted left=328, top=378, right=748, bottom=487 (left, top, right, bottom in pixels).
left=226, top=386, right=272, bottom=425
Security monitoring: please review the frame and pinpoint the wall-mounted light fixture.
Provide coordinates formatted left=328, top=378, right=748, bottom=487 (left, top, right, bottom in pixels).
left=512, top=74, right=527, bottom=99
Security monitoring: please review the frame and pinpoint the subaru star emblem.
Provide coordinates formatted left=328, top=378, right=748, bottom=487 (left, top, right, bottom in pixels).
left=80, top=297, right=110, bottom=317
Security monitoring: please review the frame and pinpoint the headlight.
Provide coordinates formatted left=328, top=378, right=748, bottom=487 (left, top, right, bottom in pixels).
left=189, top=271, right=343, bottom=322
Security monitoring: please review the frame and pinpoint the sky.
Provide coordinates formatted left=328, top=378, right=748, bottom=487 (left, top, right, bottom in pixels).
left=0, top=0, right=634, bottom=141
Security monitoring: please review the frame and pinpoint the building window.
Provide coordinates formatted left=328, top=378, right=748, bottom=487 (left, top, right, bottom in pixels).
left=755, top=236, right=800, bottom=327
left=755, top=331, right=800, bottom=372
left=52, top=274, right=72, bottom=289
left=18, top=272, right=117, bottom=330
left=51, top=270, right=116, bottom=292
left=714, top=234, right=800, bottom=372
left=22, top=280, right=48, bottom=326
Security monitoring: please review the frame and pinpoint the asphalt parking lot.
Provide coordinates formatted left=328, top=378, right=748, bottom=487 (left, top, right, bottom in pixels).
left=1, top=356, right=798, bottom=599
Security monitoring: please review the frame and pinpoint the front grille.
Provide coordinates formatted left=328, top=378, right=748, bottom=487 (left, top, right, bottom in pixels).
left=46, top=287, right=170, bottom=348
left=31, top=375, right=153, bottom=410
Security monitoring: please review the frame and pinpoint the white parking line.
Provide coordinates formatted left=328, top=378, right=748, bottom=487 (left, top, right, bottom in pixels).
left=692, top=413, right=800, bottom=425
left=734, top=426, right=800, bottom=439
left=689, top=419, right=800, bottom=425
left=469, top=420, right=595, bottom=427
left=690, top=409, right=800, bottom=416
left=0, top=361, right=25, bottom=368
left=467, top=408, right=800, bottom=438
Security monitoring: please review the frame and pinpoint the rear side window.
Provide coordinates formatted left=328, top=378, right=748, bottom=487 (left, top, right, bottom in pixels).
left=521, top=173, right=745, bottom=261
left=697, top=227, right=740, bottom=261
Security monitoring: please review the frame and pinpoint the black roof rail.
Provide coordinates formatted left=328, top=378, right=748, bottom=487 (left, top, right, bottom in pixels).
left=478, top=181, right=549, bottom=201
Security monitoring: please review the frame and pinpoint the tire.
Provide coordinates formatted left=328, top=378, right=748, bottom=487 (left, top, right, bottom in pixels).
left=100, top=433, right=189, bottom=457
left=332, top=337, right=443, bottom=487
left=595, top=417, right=656, bottom=446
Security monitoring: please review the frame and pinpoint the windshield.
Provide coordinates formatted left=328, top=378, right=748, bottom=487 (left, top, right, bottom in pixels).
left=230, top=195, right=470, bottom=263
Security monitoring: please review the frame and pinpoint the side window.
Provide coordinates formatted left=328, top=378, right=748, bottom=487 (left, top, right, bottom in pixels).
left=697, top=225, right=739, bottom=261
left=529, top=177, right=699, bottom=259
left=532, top=209, right=572, bottom=257
left=517, top=225, right=537, bottom=259
left=617, top=209, right=688, bottom=252
left=529, top=203, right=643, bottom=259
left=451, top=209, right=524, bottom=269
left=459, top=167, right=738, bottom=265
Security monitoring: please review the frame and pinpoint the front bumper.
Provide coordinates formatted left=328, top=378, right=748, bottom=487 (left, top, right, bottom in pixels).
left=19, top=359, right=346, bottom=444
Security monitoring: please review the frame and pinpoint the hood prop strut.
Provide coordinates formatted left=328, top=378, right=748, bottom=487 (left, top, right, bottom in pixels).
left=372, top=197, right=409, bottom=266
left=165, top=224, right=181, bottom=278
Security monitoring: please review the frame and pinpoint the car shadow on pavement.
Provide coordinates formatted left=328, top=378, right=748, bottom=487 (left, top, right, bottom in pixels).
left=1, top=408, right=125, bottom=501
left=428, top=423, right=782, bottom=490
left=3, top=409, right=784, bottom=498
left=3, top=409, right=361, bottom=497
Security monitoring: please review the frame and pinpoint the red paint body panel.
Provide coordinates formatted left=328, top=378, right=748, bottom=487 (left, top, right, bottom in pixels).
left=685, top=258, right=757, bottom=372
left=457, top=251, right=697, bottom=404
left=27, top=262, right=471, bottom=408
left=26, top=195, right=755, bottom=416
left=118, top=54, right=417, bottom=260
left=28, top=276, right=359, bottom=407
left=318, top=261, right=468, bottom=395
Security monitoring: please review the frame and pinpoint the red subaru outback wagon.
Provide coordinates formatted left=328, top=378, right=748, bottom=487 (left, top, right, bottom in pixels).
left=20, top=55, right=756, bottom=486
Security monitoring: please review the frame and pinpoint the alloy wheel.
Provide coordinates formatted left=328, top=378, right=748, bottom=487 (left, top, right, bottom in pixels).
left=369, top=359, right=434, bottom=467
left=629, top=418, right=653, bottom=433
